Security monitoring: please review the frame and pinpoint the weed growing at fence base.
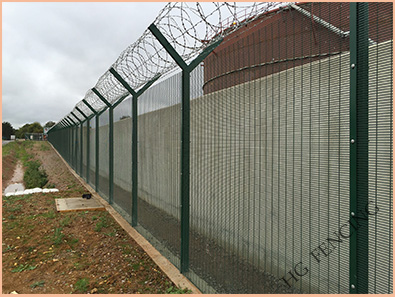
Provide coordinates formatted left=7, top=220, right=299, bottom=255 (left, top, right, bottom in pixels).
left=166, top=286, right=192, bottom=294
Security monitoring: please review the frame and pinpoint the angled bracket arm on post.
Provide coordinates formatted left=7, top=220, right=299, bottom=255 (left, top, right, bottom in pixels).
left=109, top=67, right=161, bottom=98
left=65, top=118, right=73, bottom=126
left=87, top=114, right=95, bottom=121
left=81, top=100, right=97, bottom=120
left=109, top=68, right=137, bottom=96
left=91, top=87, right=114, bottom=205
left=148, top=24, right=188, bottom=70
left=83, top=98, right=102, bottom=193
left=112, top=94, right=130, bottom=109
left=137, top=74, right=161, bottom=97
left=97, top=106, right=109, bottom=116
left=75, top=105, right=92, bottom=184
left=188, top=38, right=223, bottom=71
left=71, top=112, right=82, bottom=124
left=148, top=24, right=223, bottom=72
left=82, top=99, right=97, bottom=115
left=92, top=88, right=112, bottom=108
left=67, top=116, right=77, bottom=126
left=109, top=67, right=161, bottom=227
left=63, top=118, right=73, bottom=127
left=148, top=23, right=223, bottom=274
left=75, top=106, right=89, bottom=120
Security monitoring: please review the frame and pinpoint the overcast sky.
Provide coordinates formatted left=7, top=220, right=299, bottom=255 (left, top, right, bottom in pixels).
left=2, top=2, right=166, bottom=129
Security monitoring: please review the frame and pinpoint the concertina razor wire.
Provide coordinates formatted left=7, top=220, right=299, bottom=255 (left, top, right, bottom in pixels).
left=54, top=2, right=285, bottom=125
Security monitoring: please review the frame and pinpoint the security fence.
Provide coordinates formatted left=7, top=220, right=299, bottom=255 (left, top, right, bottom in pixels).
left=48, top=2, right=392, bottom=294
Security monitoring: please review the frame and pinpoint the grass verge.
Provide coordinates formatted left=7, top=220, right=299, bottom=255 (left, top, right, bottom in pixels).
left=23, top=160, right=48, bottom=188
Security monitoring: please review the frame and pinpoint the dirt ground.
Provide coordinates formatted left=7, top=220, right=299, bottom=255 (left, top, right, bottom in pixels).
left=2, top=141, right=184, bottom=294
left=2, top=151, right=17, bottom=192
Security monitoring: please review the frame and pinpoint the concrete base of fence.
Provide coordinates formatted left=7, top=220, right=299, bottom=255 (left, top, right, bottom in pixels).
left=49, top=142, right=201, bottom=294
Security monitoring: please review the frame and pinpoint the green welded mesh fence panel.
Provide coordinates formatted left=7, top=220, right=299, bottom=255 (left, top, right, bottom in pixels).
left=66, top=128, right=71, bottom=164
left=75, top=124, right=81, bottom=175
left=113, top=98, right=133, bottom=222
left=72, top=126, right=77, bottom=171
left=186, top=2, right=391, bottom=293
left=82, top=121, right=87, bottom=181
left=89, top=118, right=96, bottom=189
left=365, top=2, right=393, bottom=294
left=135, top=71, right=182, bottom=269
left=98, top=109, right=110, bottom=201
left=47, top=2, right=392, bottom=294
left=65, top=128, right=71, bottom=164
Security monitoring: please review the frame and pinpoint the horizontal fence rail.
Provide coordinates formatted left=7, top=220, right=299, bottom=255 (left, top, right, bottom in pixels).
left=48, top=2, right=392, bottom=294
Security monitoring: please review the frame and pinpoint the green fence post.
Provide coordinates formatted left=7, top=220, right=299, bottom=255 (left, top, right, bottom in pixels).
left=92, top=88, right=113, bottom=204
left=82, top=99, right=98, bottom=189
left=71, top=112, right=82, bottom=175
left=149, top=23, right=222, bottom=273
left=70, top=124, right=74, bottom=166
left=80, top=122, right=83, bottom=175
left=63, top=118, right=73, bottom=164
left=109, top=67, right=161, bottom=227
left=68, top=116, right=77, bottom=170
left=76, top=106, right=89, bottom=183
left=96, top=113, right=100, bottom=192
left=86, top=118, right=90, bottom=184
left=349, top=2, right=369, bottom=294
left=109, top=106, right=114, bottom=204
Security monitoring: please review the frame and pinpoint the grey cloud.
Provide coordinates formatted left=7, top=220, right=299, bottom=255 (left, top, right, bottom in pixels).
left=3, top=2, right=165, bottom=129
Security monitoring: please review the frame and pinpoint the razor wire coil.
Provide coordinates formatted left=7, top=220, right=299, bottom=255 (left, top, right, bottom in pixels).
left=60, top=2, right=286, bottom=126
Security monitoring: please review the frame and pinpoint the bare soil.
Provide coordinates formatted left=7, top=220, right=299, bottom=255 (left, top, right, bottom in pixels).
left=2, top=153, right=17, bottom=192
left=2, top=141, right=182, bottom=294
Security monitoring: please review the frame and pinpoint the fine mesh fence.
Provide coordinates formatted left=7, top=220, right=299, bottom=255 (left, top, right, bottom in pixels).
left=82, top=121, right=87, bottom=181
left=136, top=71, right=182, bottom=269
left=113, top=98, right=133, bottom=221
left=48, top=2, right=392, bottom=294
left=98, top=109, right=110, bottom=201
left=89, top=118, right=96, bottom=189
left=365, top=2, right=393, bottom=293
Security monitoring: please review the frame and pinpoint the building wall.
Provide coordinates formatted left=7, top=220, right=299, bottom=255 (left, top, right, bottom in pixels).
left=203, top=2, right=392, bottom=94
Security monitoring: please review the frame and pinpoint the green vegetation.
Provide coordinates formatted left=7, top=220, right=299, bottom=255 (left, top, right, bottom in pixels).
left=9, top=204, right=22, bottom=212
left=12, top=264, right=37, bottom=273
left=15, top=122, right=43, bottom=139
left=40, top=143, right=50, bottom=151
left=74, top=278, right=89, bottom=293
left=166, top=286, right=192, bottom=294
left=3, top=141, right=48, bottom=190
left=30, top=281, right=45, bottom=288
left=41, top=210, right=56, bottom=219
left=2, top=141, right=17, bottom=157
left=53, top=227, right=64, bottom=245
left=24, top=160, right=48, bottom=188
left=67, top=237, right=79, bottom=249
left=3, top=194, right=32, bottom=205
left=2, top=140, right=33, bottom=158
left=2, top=122, right=15, bottom=140
left=94, top=216, right=109, bottom=232
left=60, top=216, right=71, bottom=227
